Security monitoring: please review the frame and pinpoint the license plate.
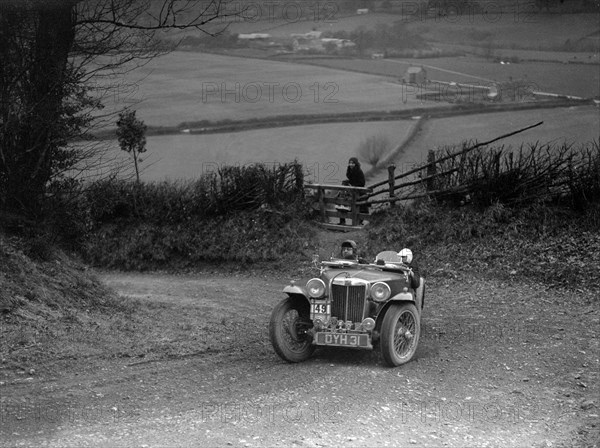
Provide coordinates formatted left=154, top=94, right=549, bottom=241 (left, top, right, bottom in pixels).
left=315, top=332, right=371, bottom=348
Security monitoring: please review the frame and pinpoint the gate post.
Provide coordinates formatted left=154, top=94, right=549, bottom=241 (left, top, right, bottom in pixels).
left=318, top=186, right=326, bottom=222
left=388, top=164, right=396, bottom=197
left=426, top=150, right=436, bottom=191
left=350, top=190, right=359, bottom=226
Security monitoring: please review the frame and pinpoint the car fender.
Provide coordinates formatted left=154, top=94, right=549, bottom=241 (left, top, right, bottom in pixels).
left=416, top=278, right=425, bottom=310
left=390, top=291, right=416, bottom=303
left=283, top=284, right=307, bottom=297
left=282, top=285, right=311, bottom=307
left=374, top=292, right=418, bottom=331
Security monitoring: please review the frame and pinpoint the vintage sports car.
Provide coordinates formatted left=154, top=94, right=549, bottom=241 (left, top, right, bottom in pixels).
left=269, top=246, right=424, bottom=367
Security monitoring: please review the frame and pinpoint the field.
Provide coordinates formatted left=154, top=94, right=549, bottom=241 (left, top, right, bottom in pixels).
left=96, top=11, right=599, bottom=183
left=299, top=56, right=600, bottom=99
left=196, top=9, right=598, bottom=50
left=406, top=12, right=599, bottom=51
left=99, top=101, right=598, bottom=185
left=106, top=52, right=436, bottom=128
left=105, top=120, right=418, bottom=182
left=395, top=104, right=600, bottom=166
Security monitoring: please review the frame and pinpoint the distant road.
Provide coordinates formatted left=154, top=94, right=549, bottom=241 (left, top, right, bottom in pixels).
left=383, top=58, right=496, bottom=83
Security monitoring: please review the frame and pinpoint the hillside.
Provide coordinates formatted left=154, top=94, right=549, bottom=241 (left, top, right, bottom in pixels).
left=0, top=233, right=137, bottom=374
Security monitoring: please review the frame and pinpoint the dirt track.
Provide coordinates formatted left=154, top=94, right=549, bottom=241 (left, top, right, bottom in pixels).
left=2, top=270, right=598, bottom=447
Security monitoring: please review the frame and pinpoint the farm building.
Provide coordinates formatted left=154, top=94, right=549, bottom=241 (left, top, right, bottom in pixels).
left=291, top=31, right=322, bottom=39
left=292, top=37, right=325, bottom=52
left=321, top=38, right=356, bottom=49
left=402, top=66, right=427, bottom=85
left=238, top=33, right=271, bottom=40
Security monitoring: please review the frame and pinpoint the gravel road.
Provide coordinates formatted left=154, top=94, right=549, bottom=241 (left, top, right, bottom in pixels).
left=2, top=272, right=598, bottom=447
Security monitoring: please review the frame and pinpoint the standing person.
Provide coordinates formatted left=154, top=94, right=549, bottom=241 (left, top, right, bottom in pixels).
left=340, top=157, right=367, bottom=225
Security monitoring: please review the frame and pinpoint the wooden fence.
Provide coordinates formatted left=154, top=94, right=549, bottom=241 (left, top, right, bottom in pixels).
left=308, top=122, right=543, bottom=230
left=305, top=184, right=371, bottom=230
left=364, top=121, right=544, bottom=204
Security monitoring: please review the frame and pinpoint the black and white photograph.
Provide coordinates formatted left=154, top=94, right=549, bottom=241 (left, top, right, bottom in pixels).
left=1, top=0, right=598, bottom=446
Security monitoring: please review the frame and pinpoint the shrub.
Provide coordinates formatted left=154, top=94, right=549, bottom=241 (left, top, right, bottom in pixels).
left=358, top=134, right=392, bottom=168
left=69, top=161, right=311, bottom=269
left=79, top=161, right=305, bottom=227
left=426, top=140, right=600, bottom=210
left=82, top=205, right=315, bottom=270
left=364, top=199, right=600, bottom=290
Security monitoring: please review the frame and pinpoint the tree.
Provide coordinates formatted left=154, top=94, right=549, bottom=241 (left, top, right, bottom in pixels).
left=116, top=110, right=147, bottom=183
left=0, top=0, right=235, bottom=218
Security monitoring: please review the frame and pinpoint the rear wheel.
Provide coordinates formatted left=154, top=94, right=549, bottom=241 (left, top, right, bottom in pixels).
left=269, top=297, right=315, bottom=363
left=380, top=303, right=420, bottom=367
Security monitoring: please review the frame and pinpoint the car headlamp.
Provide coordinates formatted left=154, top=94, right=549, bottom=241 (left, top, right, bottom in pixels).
left=361, top=318, right=376, bottom=331
left=306, top=278, right=326, bottom=299
left=370, top=282, right=391, bottom=302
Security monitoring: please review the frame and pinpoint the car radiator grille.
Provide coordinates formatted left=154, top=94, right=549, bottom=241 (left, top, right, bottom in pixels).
left=331, top=284, right=366, bottom=322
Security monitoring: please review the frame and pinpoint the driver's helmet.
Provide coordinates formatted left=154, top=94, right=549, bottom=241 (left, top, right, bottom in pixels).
left=398, top=248, right=413, bottom=264
left=341, top=240, right=358, bottom=260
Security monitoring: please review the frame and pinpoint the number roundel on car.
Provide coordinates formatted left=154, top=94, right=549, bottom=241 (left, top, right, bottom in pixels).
left=371, top=282, right=391, bottom=302
left=306, top=278, right=326, bottom=298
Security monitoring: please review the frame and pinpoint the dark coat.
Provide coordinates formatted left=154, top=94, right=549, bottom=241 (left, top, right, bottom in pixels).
left=346, top=159, right=365, bottom=187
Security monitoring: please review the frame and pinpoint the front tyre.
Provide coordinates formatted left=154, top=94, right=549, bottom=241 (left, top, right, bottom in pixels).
left=380, top=303, right=420, bottom=367
left=269, top=297, right=315, bottom=363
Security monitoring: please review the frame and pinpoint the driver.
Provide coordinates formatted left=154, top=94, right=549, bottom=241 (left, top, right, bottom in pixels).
left=340, top=240, right=368, bottom=263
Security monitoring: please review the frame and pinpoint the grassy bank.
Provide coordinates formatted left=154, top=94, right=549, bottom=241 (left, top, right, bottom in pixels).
left=365, top=200, right=600, bottom=293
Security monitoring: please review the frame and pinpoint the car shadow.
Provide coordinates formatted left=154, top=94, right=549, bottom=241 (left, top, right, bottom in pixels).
left=310, top=347, right=382, bottom=366
left=307, top=342, right=434, bottom=368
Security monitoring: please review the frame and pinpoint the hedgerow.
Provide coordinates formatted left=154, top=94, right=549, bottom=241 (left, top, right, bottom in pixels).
left=365, top=199, right=600, bottom=291
left=82, top=205, right=315, bottom=270
left=75, top=161, right=314, bottom=269
left=428, top=140, right=600, bottom=210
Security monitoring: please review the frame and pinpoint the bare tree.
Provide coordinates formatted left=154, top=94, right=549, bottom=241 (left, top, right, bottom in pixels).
left=116, top=110, right=146, bottom=183
left=0, top=0, right=236, bottom=218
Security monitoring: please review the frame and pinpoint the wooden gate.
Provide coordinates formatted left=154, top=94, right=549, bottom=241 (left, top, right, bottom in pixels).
left=305, top=184, right=371, bottom=231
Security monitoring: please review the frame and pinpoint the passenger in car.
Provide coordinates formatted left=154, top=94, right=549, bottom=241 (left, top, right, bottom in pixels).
left=398, top=248, right=421, bottom=290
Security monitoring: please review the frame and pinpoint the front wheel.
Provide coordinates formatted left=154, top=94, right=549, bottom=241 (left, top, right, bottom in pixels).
left=269, top=297, right=315, bottom=363
left=380, top=303, right=420, bottom=367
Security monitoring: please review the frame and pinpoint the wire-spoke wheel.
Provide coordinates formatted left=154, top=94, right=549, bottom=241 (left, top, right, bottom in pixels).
left=380, top=303, right=420, bottom=367
left=269, top=297, right=315, bottom=363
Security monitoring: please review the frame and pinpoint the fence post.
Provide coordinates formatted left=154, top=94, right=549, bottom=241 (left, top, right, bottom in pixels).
left=318, top=187, right=326, bottom=222
left=388, top=164, right=396, bottom=197
left=350, top=190, right=358, bottom=225
left=426, top=150, right=436, bottom=191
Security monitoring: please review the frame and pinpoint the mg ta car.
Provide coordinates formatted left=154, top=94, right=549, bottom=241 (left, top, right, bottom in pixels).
left=269, top=249, right=424, bottom=367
